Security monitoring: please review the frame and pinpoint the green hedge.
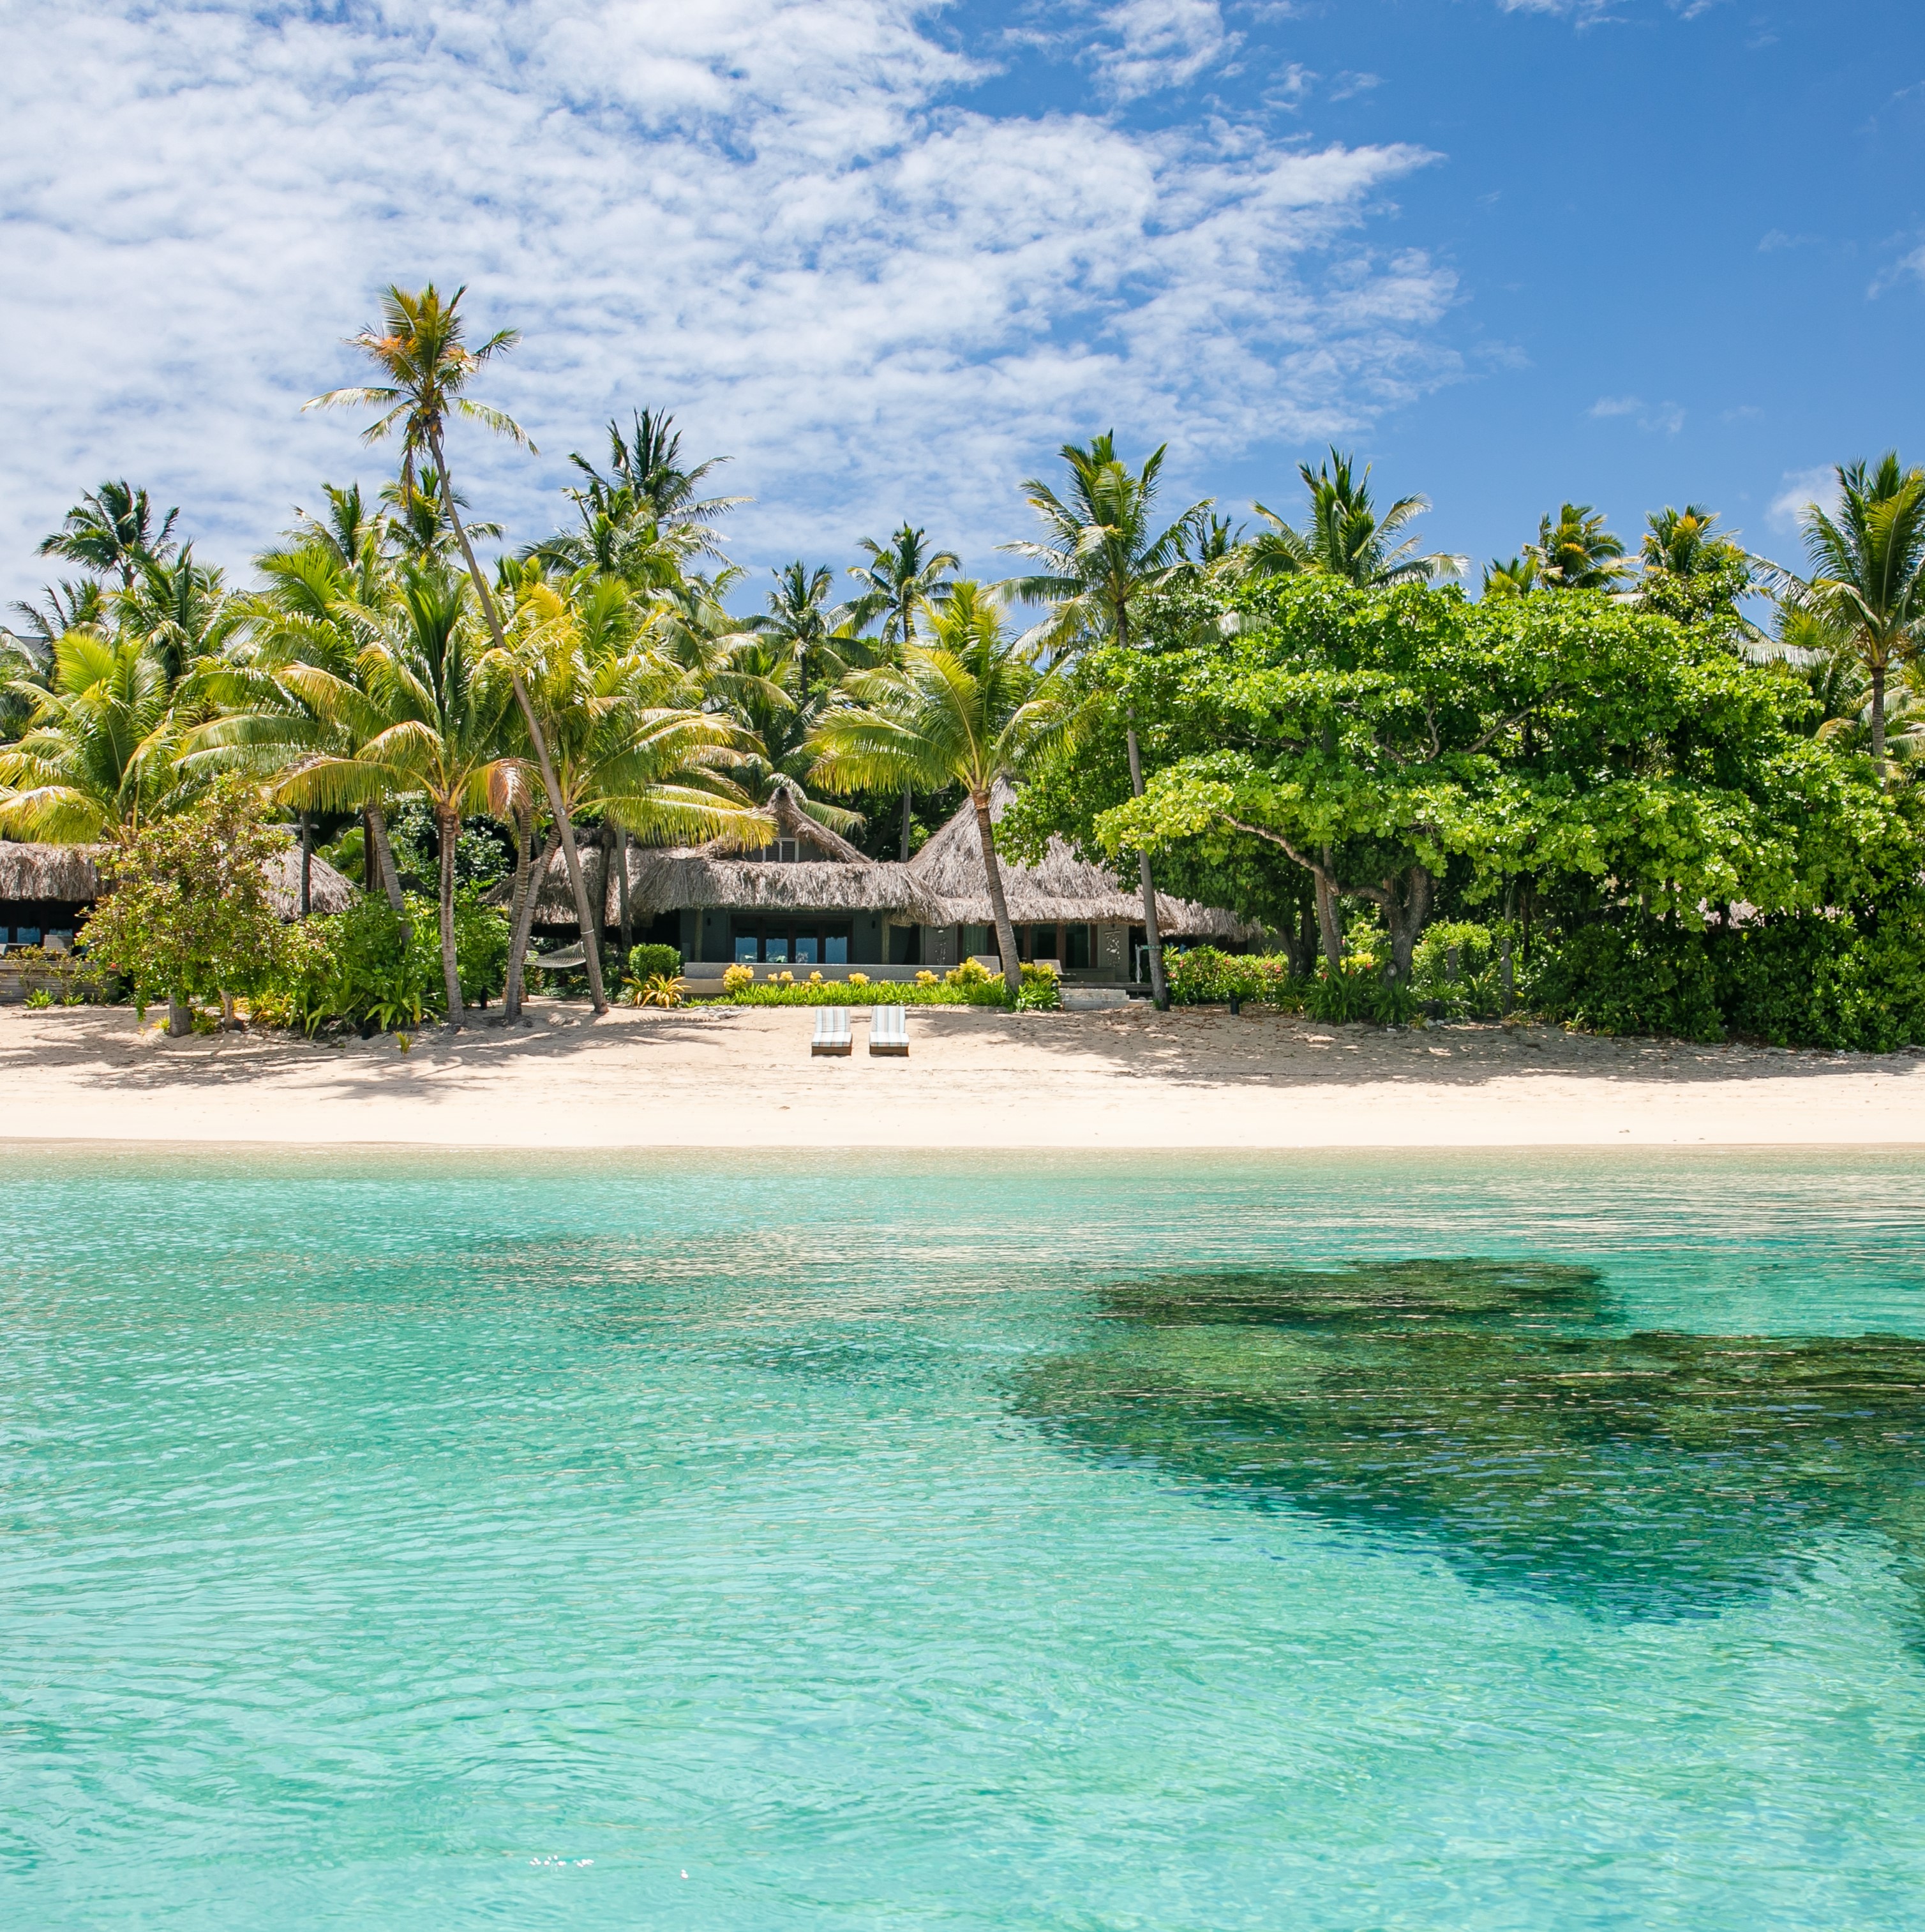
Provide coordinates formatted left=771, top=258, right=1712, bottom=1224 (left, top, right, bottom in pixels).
left=627, top=943, right=682, bottom=981
left=1530, top=902, right=1925, bottom=1052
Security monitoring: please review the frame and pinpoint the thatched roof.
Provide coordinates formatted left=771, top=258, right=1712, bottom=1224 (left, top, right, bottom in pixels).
left=909, top=781, right=1266, bottom=941
left=526, top=784, right=943, bottom=924
left=0, top=837, right=357, bottom=920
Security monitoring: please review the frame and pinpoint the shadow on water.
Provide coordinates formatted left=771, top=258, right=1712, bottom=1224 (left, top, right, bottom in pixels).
left=1010, top=1261, right=1925, bottom=1623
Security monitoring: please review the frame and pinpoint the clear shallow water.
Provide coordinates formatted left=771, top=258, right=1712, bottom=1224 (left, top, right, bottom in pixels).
left=3, top=1146, right=1924, bottom=1930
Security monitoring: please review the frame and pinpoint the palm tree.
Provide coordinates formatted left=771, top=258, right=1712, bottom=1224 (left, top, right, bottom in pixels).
left=1248, top=449, right=1465, bottom=586
left=285, top=565, right=514, bottom=1024
left=846, top=525, right=961, bottom=858
left=566, top=408, right=745, bottom=564
left=115, top=546, right=244, bottom=682
left=1001, top=433, right=1209, bottom=1007
left=807, top=582, right=1081, bottom=1000
left=1481, top=554, right=1540, bottom=598
left=497, top=576, right=765, bottom=1011
left=1779, top=453, right=1925, bottom=775
left=305, top=281, right=610, bottom=1012
left=10, top=578, right=109, bottom=652
left=38, top=481, right=179, bottom=590
left=1527, top=504, right=1630, bottom=590
left=0, top=634, right=192, bottom=839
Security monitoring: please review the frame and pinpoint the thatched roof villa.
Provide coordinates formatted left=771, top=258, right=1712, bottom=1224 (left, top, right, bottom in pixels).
left=0, top=836, right=357, bottom=954
left=528, top=778, right=1261, bottom=984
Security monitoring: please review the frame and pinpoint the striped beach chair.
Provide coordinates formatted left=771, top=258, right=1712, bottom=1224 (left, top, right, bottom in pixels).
left=869, top=1005, right=909, bottom=1056
left=811, top=1007, right=853, bottom=1056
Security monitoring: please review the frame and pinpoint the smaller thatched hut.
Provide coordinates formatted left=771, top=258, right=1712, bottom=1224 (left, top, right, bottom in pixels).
left=0, top=835, right=357, bottom=951
left=907, top=781, right=1264, bottom=978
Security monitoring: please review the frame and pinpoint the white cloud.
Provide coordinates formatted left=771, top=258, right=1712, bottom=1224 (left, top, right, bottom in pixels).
left=1869, top=241, right=1925, bottom=297
left=1767, top=466, right=1839, bottom=535
left=1091, top=0, right=1237, bottom=103
left=1589, top=394, right=1684, bottom=434
left=0, top=0, right=1457, bottom=594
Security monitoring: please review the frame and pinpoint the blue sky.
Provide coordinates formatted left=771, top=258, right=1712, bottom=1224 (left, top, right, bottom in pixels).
left=3, top=0, right=1921, bottom=611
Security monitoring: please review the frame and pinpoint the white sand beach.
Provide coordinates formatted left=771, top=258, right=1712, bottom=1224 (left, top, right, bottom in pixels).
left=2, top=1002, right=1921, bottom=1149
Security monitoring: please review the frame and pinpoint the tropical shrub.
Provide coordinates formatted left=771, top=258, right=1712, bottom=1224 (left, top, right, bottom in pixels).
left=1164, top=945, right=1308, bottom=1007
left=628, top=943, right=682, bottom=982
left=1015, top=961, right=1063, bottom=1011
left=1411, top=921, right=1509, bottom=1021
left=721, top=962, right=754, bottom=994
left=640, top=973, right=686, bottom=1008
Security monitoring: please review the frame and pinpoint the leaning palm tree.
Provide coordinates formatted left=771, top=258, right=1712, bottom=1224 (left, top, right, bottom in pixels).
left=38, top=481, right=179, bottom=590
left=496, top=576, right=765, bottom=1012
left=305, top=282, right=610, bottom=1012
left=1774, top=454, right=1925, bottom=777
left=1001, top=433, right=1209, bottom=1007
left=0, top=633, right=193, bottom=839
left=846, top=525, right=961, bottom=858
left=807, top=581, right=1081, bottom=1001
left=1248, top=449, right=1465, bottom=586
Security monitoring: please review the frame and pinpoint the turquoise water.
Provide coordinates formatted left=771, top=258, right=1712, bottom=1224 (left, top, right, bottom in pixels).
left=4, top=1148, right=1925, bottom=1929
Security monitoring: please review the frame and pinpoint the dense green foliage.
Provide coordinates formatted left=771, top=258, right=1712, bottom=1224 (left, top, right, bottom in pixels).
left=626, top=942, right=682, bottom=982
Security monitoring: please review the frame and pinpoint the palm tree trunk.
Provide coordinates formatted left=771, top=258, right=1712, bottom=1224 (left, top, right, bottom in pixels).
left=973, top=791, right=1022, bottom=1001
left=436, top=805, right=464, bottom=1026
left=899, top=786, right=912, bottom=862
left=615, top=825, right=633, bottom=959
left=581, top=825, right=607, bottom=966
left=1125, top=713, right=1168, bottom=1007
left=1871, top=657, right=1887, bottom=783
left=504, top=830, right=558, bottom=1021
left=431, top=426, right=606, bottom=1015
left=366, top=804, right=409, bottom=944
left=298, top=812, right=311, bottom=918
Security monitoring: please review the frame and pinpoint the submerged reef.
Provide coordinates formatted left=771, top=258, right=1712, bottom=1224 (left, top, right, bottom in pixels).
left=1012, top=1261, right=1925, bottom=1619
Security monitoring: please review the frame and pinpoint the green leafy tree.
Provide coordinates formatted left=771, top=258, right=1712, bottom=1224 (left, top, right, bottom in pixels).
left=1248, top=449, right=1465, bottom=587
left=305, top=282, right=610, bottom=1012
left=1001, top=433, right=1210, bottom=1005
left=809, top=581, right=1082, bottom=998
left=82, top=776, right=288, bottom=1032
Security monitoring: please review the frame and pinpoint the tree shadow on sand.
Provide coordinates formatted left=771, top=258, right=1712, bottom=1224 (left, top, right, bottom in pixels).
left=1010, top=1259, right=1925, bottom=1625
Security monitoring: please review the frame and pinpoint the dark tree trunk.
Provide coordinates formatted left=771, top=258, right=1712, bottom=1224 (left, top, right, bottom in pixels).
left=1381, top=865, right=1433, bottom=985
left=298, top=813, right=311, bottom=918
left=1297, top=893, right=1318, bottom=980
left=973, top=792, right=1022, bottom=1001
left=899, top=786, right=913, bottom=863
left=366, top=804, right=410, bottom=947
left=437, top=805, right=463, bottom=1028
left=1872, top=657, right=1887, bottom=783
left=615, top=824, right=633, bottom=959
left=1125, top=715, right=1167, bottom=1007
left=167, top=993, right=191, bottom=1037
left=583, top=823, right=608, bottom=967
left=1500, top=878, right=1517, bottom=1014
left=1314, top=848, right=1344, bottom=973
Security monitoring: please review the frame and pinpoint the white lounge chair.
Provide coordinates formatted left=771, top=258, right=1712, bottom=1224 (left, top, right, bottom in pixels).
left=869, top=1005, right=908, bottom=1056
left=811, top=1007, right=853, bottom=1056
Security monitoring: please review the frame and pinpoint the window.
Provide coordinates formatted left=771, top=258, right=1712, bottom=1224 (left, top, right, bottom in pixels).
left=764, top=936, right=789, bottom=962
left=888, top=924, right=920, bottom=966
left=1028, top=923, right=1060, bottom=961
left=825, top=934, right=848, bottom=964
left=1065, top=924, right=1092, bottom=970
left=795, top=934, right=819, bottom=964
left=735, top=935, right=760, bottom=963
left=963, top=924, right=995, bottom=960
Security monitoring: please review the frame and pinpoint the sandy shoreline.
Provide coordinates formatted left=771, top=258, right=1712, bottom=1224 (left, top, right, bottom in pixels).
left=1, top=1001, right=1921, bottom=1150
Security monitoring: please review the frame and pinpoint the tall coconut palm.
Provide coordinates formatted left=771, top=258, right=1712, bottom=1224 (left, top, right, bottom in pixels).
left=305, top=282, right=610, bottom=1012
left=1527, top=503, right=1630, bottom=590
left=287, top=565, right=515, bottom=1024
left=566, top=408, right=745, bottom=564
left=0, top=634, right=193, bottom=839
left=846, top=525, right=961, bottom=858
left=807, top=581, right=1081, bottom=1000
left=116, top=546, right=245, bottom=683
left=497, top=576, right=766, bottom=1012
left=1248, top=449, right=1465, bottom=587
left=1001, top=433, right=1209, bottom=1007
left=1480, top=554, right=1541, bottom=599
left=38, top=481, right=179, bottom=591
left=1780, top=453, right=1925, bottom=777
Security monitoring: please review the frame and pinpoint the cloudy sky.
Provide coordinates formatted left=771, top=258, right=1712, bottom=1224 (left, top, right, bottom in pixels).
left=3, top=0, right=1921, bottom=608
